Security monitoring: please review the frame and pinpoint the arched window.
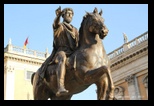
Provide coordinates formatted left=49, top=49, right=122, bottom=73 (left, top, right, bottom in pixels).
left=142, top=74, right=148, bottom=97
left=114, top=86, right=125, bottom=100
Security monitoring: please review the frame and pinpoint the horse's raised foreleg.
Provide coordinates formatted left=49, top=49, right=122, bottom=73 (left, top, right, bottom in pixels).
left=95, top=74, right=108, bottom=100
left=83, top=66, right=115, bottom=100
left=84, top=66, right=108, bottom=83
left=105, top=68, right=115, bottom=100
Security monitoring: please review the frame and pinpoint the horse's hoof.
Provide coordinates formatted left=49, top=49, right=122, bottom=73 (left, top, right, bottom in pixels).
left=56, top=90, right=69, bottom=97
left=108, top=95, right=114, bottom=100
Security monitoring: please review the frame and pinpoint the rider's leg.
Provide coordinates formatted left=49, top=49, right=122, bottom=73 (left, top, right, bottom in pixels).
left=39, top=55, right=52, bottom=79
left=55, top=51, right=68, bottom=97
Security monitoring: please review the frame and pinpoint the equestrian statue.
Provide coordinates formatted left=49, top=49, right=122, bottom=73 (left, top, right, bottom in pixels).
left=31, top=7, right=116, bottom=100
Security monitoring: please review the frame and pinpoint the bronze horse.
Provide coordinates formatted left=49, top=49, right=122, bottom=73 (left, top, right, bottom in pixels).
left=31, top=8, right=115, bottom=100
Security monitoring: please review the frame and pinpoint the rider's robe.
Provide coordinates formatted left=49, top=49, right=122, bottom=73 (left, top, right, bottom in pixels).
left=39, top=22, right=79, bottom=78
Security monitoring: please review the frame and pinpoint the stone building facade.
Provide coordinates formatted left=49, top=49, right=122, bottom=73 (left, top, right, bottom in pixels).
left=108, top=31, right=148, bottom=100
left=4, top=40, right=49, bottom=100
left=4, top=31, right=148, bottom=100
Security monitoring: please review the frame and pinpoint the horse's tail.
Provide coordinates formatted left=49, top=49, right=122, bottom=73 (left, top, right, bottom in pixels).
left=31, top=72, right=35, bottom=85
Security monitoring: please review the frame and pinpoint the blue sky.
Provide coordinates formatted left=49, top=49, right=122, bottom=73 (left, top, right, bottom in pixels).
left=4, top=4, right=148, bottom=100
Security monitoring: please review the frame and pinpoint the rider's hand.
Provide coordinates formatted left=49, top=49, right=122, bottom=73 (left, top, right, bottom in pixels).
left=55, top=6, right=62, bottom=16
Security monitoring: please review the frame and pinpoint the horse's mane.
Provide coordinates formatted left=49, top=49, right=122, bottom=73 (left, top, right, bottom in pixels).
left=79, top=16, right=86, bottom=39
left=78, top=13, right=93, bottom=46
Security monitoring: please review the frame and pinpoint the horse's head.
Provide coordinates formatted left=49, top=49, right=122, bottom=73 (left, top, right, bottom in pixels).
left=83, top=7, right=109, bottom=39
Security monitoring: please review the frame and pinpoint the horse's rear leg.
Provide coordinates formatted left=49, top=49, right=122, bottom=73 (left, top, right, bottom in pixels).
left=32, top=73, right=49, bottom=100
left=33, top=85, right=49, bottom=100
left=95, top=74, right=108, bottom=100
left=51, top=95, right=72, bottom=100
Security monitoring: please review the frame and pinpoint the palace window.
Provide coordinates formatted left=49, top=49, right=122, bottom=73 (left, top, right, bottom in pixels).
left=25, top=70, right=33, bottom=80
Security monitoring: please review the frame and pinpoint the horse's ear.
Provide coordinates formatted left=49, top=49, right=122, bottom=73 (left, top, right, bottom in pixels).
left=85, top=11, right=91, bottom=17
left=83, top=11, right=89, bottom=19
left=99, top=9, right=103, bottom=16
left=83, top=14, right=87, bottom=19
left=85, top=11, right=90, bottom=15
left=93, top=7, right=98, bottom=13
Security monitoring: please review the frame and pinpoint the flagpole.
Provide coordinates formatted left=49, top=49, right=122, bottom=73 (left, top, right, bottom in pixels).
left=27, top=36, right=29, bottom=49
left=23, top=36, right=29, bottom=49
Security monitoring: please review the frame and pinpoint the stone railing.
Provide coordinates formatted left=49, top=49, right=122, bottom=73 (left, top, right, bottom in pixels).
left=4, top=44, right=49, bottom=59
left=4, top=31, right=148, bottom=60
left=108, top=31, right=148, bottom=60
left=108, top=45, right=124, bottom=60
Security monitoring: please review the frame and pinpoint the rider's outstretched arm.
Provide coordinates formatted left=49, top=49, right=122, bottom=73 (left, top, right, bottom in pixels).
left=53, top=6, right=62, bottom=29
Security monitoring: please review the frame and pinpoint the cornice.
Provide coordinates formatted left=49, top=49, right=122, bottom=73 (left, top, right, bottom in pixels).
left=110, top=46, right=148, bottom=71
left=4, top=52, right=45, bottom=66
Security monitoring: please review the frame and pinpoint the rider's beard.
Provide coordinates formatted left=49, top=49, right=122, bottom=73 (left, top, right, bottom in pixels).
left=64, top=17, right=72, bottom=24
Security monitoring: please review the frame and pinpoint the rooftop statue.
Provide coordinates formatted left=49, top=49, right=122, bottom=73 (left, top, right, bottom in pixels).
left=123, top=33, right=128, bottom=43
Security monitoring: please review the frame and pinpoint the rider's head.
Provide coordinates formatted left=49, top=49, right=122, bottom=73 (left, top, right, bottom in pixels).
left=62, top=8, right=74, bottom=24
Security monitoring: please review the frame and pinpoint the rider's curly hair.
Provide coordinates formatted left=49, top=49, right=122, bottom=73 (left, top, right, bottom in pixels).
left=62, top=8, right=74, bottom=18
